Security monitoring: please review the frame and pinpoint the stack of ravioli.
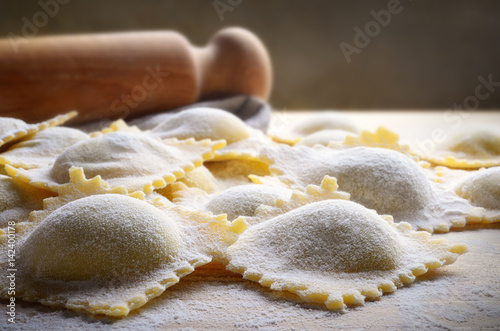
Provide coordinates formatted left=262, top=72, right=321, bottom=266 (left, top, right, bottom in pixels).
left=0, top=108, right=498, bottom=317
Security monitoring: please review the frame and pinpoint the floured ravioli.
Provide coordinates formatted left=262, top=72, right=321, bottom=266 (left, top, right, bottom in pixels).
left=205, top=159, right=271, bottom=191
left=206, top=184, right=293, bottom=222
left=418, top=127, right=500, bottom=169
left=156, top=165, right=219, bottom=201
left=296, top=129, right=356, bottom=147
left=327, top=127, right=419, bottom=162
left=6, top=131, right=225, bottom=193
left=259, top=145, right=483, bottom=232
left=0, top=112, right=77, bottom=149
left=172, top=176, right=349, bottom=226
left=0, top=175, right=54, bottom=227
left=290, top=112, right=359, bottom=136
left=226, top=199, right=466, bottom=310
left=150, top=107, right=250, bottom=144
left=269, top=111, right=360, bottom=145
left=436, top=166, right=500, bottom=222
left=0, top=127, right=89, bottom=169
left=164, top=182, right=292, bottom=223
left=0, top=191, right=245, bottom=317
left=149, top=107, right=273, bottom=163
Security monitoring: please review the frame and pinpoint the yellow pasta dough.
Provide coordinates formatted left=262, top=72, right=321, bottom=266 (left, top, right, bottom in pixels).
left=22, top=194, right=183, bottom=281
left=269, top=111, right=360, bottom=146
left=0, top=180, right=246, bottom=317
left=206, top=184, right=292, bottom=222
left=205, top=159, right=271, bottom=190
left=290, top=111, right=360, bottom=137
left=0, top=175, right=54, bottom=227
left=150, top=107, right=250, bottom=144
left=226, top=199, right=467, bottom=310
left=0, top=127, right=89, bottom=169
left=0, top=112, right=77, bottom=149
left=435, top=166, right=500, bottom=222
left=6, top=132, right=225, bottom=193
left=296, top=129, right=356, bottom=147
left=418, top=127, right=500, bottom=169
left=260, top=145, right=482, bottom=232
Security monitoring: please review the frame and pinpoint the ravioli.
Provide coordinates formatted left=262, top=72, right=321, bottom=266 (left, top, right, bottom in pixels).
left=296, top=129, right=356, bottom=147
left=269, top=111, right=360, bottom=145
left=150, top=107, right=250, bottom=144
left=0, top=112, right=77, bottom=149
left=418, top=127, right=500, bottom=169
left=156, top=165, right=219, bottom=202
left=6, top=132, right=225, bottom=193
left=0, top=127, right=89, bottom=169
left=205, top=159, right=271, bottom=190
left=0, top=180, right=246, bottom=316
left=0, top=175, right=54, bottom=228
left=206, top=184, right=293, bottom=222
left=436, top=166, right=500, bottom=223
left=259, top=145, right=482, bottom=232
left=226, top=199, right=467, bottom=310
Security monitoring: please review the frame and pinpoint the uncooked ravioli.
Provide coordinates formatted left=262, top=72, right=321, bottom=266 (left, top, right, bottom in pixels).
left=269, top=111, right=360, bottom=145
left=0, top=175, right=54, bottom=227
left=149, top=107, right=274, bottom=162
left=259, top=145, right=482, bottom=232
left=0, top=127, right=89, bottom=169
left=296, top=129, right=356, bottom=147
left=0, top=193, right=245, bottom=316
left=149, top=107, right=250, bottom=144
left=227, top=199, right=466, bottom=310
left=436, top=166, right=500, bottom=222
left=418, top=127, right=500, bottom=169
left=0, top=112, right=77, bottom=149
left=6, top=131, right=225, bottom=193
left=205, top=184, right=292, bottom=222
left=205, top=159, right=271, bottom=190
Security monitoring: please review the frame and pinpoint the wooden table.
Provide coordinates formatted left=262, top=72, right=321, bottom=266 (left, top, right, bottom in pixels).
left=3, top=111, right=500, bottom=330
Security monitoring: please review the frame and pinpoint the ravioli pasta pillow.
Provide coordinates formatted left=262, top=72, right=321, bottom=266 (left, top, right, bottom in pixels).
left=150, top=107, right=250, bottom=144
left=0, top=193, right=245, bottom=317
left=436, top=166, right=500, bottom=222
left=0, top=112, right=77, bottom=149
left=226, top=199, right=467, bottom=310
left=269, top=111, right=360, bottom=146
left=418, top=127, right=500, bottom=169
left=259, top=145, right=483, bottom=232
left=6, top=131, right=225, bottom=193
left=0, top=175, right=54, bottom=228
left=0, top=127, right=89, bottom=169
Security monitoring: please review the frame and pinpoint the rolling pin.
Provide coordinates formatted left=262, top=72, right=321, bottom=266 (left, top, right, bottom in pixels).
left=0, top=27, right=272, bottom=124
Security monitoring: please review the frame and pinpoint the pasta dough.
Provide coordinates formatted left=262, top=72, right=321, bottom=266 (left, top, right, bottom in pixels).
left=150, top=107, right=250, bottom=144
left=435, top=166, right=500, bottom=222
left=6, top=132, right=225, bottom=193
left=0, top=182, right=246, bottom=317
left=0, top=175, right=54, bottom=227
left=227, top=199, right=466, bottom=310
left=206, top=184, right=292, bottom=222
left=418, top=127, right=500, bottom=169
left=0, top=112, right=77, bottom=149
left=0, top=127, right=89, bottom=169
left=260, top=145, right=482, bottom=232
left=296, top=129, right=356, bottom=147
left=269, top=111, right=360, bottom=146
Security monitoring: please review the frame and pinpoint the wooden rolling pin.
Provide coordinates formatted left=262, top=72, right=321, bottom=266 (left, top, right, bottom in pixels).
left=0, top=27, right=272, bottom=124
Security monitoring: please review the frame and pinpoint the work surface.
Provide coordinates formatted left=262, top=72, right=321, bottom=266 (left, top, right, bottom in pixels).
left=3, top=111, right=500, bottom=330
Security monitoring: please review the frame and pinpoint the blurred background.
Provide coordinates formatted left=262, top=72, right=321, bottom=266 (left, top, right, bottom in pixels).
left=1, top=0, right=499, bottom=110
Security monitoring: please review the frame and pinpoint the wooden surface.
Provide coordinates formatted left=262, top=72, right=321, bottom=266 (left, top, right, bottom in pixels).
left=2, top=111, right=500, bottom=330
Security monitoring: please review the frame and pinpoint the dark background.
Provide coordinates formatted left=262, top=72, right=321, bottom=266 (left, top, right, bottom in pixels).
left=2, top=0, right=500, bottom=110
